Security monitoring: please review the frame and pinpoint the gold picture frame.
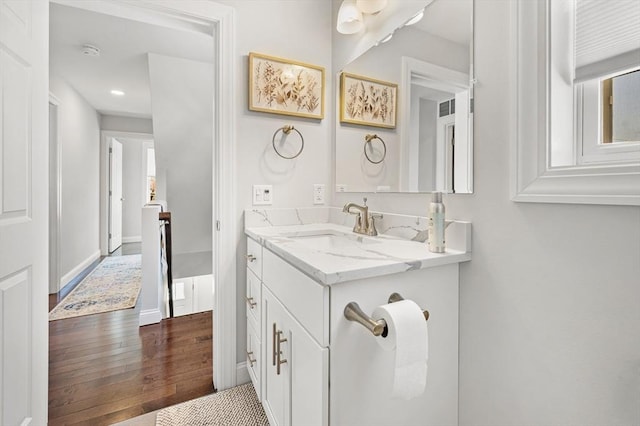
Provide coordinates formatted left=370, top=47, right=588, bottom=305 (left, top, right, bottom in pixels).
left=249, top=52, right=325, bottom=120
left=340, top=72, right=397, bottom=129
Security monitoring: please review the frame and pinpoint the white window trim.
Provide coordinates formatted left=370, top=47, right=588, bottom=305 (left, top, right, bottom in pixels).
left=510, top=0, right=640, bottom=206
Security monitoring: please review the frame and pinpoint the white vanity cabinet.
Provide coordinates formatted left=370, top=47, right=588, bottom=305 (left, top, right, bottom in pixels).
left=246, top=226, right=463, bottom=426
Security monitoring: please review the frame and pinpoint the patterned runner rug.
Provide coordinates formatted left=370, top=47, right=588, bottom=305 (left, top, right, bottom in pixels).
left=155, top=383, right=268, bottom=426
left=49, top=254, right=142, bottom=321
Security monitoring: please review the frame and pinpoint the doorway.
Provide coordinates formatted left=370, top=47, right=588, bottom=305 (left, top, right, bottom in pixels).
left=49, top=0, right=238, bottom=394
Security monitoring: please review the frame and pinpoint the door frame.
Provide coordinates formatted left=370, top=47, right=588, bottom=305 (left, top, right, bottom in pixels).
left=70, top=0, right=238, bottom=391
left=49, top=93, right=62, bottom=294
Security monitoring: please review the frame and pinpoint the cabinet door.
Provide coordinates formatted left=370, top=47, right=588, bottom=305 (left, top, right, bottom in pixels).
left=263, top=288, right=289, bottom=426
left=263, top=287, right=328, bottom=426
left=289, top=306, right=329, bottom=426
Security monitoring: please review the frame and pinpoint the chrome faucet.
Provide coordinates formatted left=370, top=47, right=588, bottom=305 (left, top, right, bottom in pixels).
left=342, top=197, right=381, bottom=236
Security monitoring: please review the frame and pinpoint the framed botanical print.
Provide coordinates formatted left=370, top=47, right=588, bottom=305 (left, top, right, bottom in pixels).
left=249, top=52, right=325, bottom=120
left=340, top=72, right=397, bottom=128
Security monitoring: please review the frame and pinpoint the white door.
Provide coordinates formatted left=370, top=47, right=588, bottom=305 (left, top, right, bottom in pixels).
left=109, top=138, right=123, bottom=252
left=0, top=0, right=49, bottom=424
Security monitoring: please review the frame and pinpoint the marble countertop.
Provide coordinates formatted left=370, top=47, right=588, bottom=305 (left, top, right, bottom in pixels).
left=245, top=223, right=471, bottom=285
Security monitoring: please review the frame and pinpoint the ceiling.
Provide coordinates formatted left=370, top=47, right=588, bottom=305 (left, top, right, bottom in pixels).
left=50, top=3, right=215, bottom=119
left=415, top=0, right=472, bottom=46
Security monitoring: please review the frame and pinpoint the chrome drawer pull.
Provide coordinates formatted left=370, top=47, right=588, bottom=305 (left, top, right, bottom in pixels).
left=246, top=254, right=257, bottom=263
left=272, top=323, right=277, bottom=366
left=246, top=296, right=257, bottom=309
left=276, top=330, right=287, bottom=375
left=247, top=351, right=256, bottom=367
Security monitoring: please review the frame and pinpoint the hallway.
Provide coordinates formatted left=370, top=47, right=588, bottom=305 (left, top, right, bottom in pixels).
left=48, top=243, right=214, bottom=425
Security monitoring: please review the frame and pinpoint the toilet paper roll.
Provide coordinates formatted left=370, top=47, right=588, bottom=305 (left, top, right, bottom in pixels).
left=372, top=299, right=428, bottom=400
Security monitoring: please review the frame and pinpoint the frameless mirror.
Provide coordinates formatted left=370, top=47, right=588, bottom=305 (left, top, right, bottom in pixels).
left=334, top=0, right=474, bottom=193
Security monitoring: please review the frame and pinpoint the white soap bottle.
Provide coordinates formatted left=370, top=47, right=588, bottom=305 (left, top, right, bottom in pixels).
left=428, top=192, right=445, bottom=253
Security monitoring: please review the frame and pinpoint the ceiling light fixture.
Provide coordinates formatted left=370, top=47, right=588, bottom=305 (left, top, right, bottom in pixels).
left=81, top=44, right=100, bottom=57
left=356, top=0, right=387, bottom=15
left=337, top=0, right=364, bottom=34
left=110, top=89, right=125, bottom=96
left=404, top=9, right=425, bottom=26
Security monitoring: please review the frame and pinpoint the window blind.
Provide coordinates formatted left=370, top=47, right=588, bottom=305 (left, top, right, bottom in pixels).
left=575, top=0, right=640, bottom=82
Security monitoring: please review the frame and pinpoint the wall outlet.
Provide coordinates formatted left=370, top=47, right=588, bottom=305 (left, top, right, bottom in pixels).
left=336, top=184, right=347, bottom=192
left=253, top=184, right=273, bottom=205
left=313, top=184, right=325, bottom=205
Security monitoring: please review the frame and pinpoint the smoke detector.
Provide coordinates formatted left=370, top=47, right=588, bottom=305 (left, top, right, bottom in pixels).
left=81, top=44, right=100, bottom=57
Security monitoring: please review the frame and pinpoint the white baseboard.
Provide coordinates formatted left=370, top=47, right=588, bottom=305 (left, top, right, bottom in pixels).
left=236, top=361, right=250, bottom=385
left=60, top=249, right=101, bottom=290
left=139, top=309, right=162, bottom=326
left=122, top=236, right=142, bottom=243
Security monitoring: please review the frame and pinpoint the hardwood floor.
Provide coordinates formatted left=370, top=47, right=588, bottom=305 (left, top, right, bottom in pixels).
left=48, top=297, right=214, bottom=425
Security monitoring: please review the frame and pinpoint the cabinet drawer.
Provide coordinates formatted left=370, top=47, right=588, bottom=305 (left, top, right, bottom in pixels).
left=246, top=268, right=261, bottom=326
left=246, top=237, right=262, bottom=279
left=246, top=320, right=261, bottom=400
left=262, top=248, right=329, bottom=347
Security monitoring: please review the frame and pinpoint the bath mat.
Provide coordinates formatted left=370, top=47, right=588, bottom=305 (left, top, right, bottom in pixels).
left=49, top=254, right=142, bottom=321
left=155, top=383, right=268, bottom=426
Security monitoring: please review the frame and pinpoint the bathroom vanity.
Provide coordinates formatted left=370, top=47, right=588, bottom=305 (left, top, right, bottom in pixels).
left=244, top=208, right=471, bottom=426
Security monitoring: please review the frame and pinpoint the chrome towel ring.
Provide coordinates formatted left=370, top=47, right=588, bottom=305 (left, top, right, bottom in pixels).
left=364, top=134, right=386, bottom=164
left=272, top=125, right=304, bottom=159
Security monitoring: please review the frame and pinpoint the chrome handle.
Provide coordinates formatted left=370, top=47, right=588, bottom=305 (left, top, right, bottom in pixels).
left=246, top=254, right=257, bottom=263
left=246, top=296, right=257, bottom=309
left=247, top=351, right=256, bottom=367
left=276, top=330, right=287, bottom=375
left=272, top=323, right=277, bottom=366
left=344, top=302, right=386, bottom=336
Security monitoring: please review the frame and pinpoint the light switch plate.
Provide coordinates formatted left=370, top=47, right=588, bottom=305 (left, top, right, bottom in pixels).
left=313, top=184, right=325, bottom=205
left=253, top=184, right=273, bottom=205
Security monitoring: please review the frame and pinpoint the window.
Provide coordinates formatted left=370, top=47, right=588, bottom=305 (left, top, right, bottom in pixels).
left=603, top=70, right=640, bottom=144
left=574, top=0, right=640, bottom=165
left=578, top=68, right=640, bottom=164
left=511, top=0, right=640, bottom=205
left=146, top=146, right=156, bottom=202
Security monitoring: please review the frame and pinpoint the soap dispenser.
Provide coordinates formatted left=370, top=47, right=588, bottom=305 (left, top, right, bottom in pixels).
left=428, top=192, right=445, bottom=253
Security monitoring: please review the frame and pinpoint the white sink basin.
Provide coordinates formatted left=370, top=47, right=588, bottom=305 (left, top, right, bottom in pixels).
left=282, top=230, right=381, bottom=250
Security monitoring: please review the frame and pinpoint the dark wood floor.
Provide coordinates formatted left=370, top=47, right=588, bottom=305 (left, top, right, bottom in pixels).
left=48, top=262, right=214, bottom=425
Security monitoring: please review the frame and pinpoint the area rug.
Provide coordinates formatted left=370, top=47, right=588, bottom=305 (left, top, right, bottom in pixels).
left=49, top=254, right=142, bottom=321
left=155, top=383, right=268, bottom=426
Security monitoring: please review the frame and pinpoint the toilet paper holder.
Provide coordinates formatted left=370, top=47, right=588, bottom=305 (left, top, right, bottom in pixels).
left=344, top=292, right=429, bottom=337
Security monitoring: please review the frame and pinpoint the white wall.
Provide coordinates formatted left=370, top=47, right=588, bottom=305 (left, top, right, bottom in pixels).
left=100, top=114, right=153, bottom=134
left=117, top=137, right=145, bottom=241
left=214, top=0, right=332, bottom=364
left=418, top=98, right=437, bottom=190
left=148, top=53, right=213, bottom=255
left=50, top=75, right=101, bottom=283
left=333, top=1, right=640, bottom=424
